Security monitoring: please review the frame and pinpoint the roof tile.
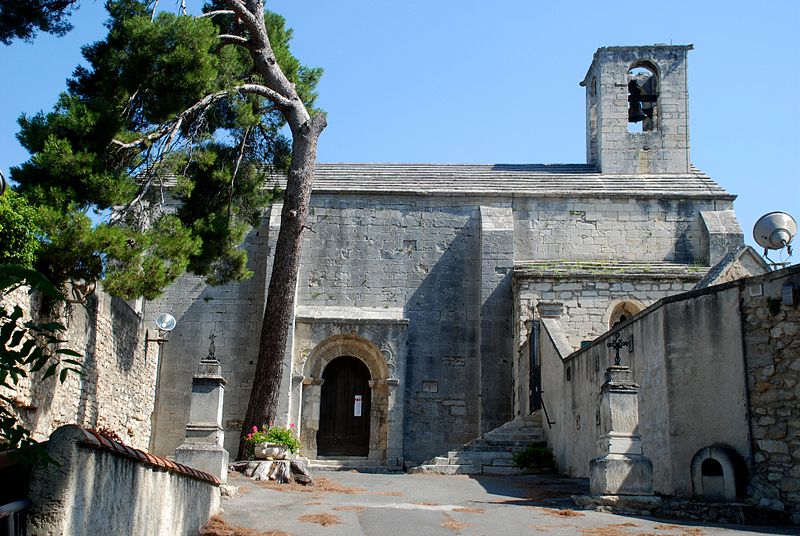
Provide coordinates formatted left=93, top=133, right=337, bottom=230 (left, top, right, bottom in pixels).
left=79, top=427, right=219, bottom=485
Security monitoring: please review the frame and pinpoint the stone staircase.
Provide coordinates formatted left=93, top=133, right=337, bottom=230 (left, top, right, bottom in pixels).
left=309, top=456, right=401, bottom=473
left=409, top=412, right=546, bottom=475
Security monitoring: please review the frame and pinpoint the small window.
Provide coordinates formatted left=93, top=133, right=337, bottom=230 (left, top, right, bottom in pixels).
left=627, top=63, right=659, bottom=133
left=701, top=458, right=724, bottom=477
left=566, top=366, right=572, bottom=382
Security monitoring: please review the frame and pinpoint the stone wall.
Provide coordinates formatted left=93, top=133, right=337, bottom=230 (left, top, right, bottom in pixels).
left=540, top=282, right=750, bottom=497
left=147, top=222, right=271, bottom=457
left=515, top=267, right=701, bottom=349
left=2, top=285, right=155, bottom=450
left=148, top=185, right=738, bottom=464
left=28, top=425, right=219, bottom=535
left=297, top=194, right=485, bottom=462
left=740, top=266, right=800, bottom=522
left=512, top=197, right=721, bottom=265
left=539, top=264, right=800, bottom=520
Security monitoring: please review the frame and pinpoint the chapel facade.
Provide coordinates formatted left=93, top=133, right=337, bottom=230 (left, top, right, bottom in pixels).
left=148, top=45, right=748, bottom=468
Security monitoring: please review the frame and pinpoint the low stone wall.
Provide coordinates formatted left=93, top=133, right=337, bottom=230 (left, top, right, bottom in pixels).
left=541, top=264, right=800, bottom=522
left=27, top=425, right=220, bottom=535
left=1, top=286, right=156, bottom=450
left=540, top=279, right=750, bottom=497
left=740, top=266, right=800, bottom=522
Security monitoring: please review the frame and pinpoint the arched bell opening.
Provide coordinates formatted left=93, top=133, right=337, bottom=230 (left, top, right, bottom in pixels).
left=627, top=61, right=659, bottom=133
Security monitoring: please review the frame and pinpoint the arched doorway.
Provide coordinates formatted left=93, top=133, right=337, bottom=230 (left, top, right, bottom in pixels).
left=318, top=356, right=372, bottom=456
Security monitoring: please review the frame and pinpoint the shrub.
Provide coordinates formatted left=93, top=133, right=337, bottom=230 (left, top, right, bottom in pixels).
left=512, top=445, right=555, bottom=470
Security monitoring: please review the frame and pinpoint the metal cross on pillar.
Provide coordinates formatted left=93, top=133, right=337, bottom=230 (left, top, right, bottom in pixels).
left=606, top=332, right=629, bottom=366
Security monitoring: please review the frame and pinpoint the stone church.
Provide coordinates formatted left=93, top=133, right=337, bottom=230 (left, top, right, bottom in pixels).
left=148, top=44, right=750, bottom=469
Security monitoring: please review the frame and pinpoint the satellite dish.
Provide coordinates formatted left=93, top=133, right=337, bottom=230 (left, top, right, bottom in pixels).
left=753, top=211, right=797, bottom=251
left=154, top=313, right=176, bottom=332
left=0, top=170, right=6, bottom=196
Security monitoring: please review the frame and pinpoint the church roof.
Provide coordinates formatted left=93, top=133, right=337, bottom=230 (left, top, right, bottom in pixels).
left=303, top=163, right=735, bottom=200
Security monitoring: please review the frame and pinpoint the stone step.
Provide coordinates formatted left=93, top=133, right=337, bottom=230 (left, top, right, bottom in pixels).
left=463, top=440, right=545, bottom=450
left=408, top=464, right=481, bottom=475
left=309, top=458, right=400, bottom=472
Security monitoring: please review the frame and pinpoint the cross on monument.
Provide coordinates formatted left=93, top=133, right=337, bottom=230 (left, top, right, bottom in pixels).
left=606, top=332, right=629, bottom=366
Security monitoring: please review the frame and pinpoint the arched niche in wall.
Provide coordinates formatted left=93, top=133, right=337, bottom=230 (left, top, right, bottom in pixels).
left=690, top=446, right=746, bottom=502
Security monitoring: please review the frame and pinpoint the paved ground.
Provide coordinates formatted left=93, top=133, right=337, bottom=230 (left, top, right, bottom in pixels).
left=216, top=471, right=799, bottom=536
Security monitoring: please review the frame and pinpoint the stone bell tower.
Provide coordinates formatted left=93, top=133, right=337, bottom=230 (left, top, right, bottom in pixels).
left=581, top=45, right=693, bottom=174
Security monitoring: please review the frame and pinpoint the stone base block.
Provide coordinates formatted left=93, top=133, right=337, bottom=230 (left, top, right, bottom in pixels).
left=175, top=443, right=230, bottom=483
left=573, top=494, right=662, bottom=515
left=590, top=454, right=653, bottom=496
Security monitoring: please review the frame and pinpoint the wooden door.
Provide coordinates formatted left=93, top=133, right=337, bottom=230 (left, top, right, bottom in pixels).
left=318, top=356, right=371, bottom=456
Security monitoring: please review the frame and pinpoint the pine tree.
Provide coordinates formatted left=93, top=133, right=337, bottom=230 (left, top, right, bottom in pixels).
left=12, top=0, right=326, bottom=458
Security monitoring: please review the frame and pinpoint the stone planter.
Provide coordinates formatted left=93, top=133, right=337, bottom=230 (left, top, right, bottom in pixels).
left=253, top=443, right=289, bottom=460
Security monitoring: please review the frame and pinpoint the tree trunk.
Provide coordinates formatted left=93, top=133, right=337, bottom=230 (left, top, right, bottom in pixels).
left=237, top=113, right=326, bottom=459
left=221, top=0, right=327, bottom=461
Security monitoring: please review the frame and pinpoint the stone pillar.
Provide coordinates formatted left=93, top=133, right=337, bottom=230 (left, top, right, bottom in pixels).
left=590, top=365, right=654, bottom=496
left=175, top=355, right=229, bottom=482
left=300, top=377, right=324, bottom=458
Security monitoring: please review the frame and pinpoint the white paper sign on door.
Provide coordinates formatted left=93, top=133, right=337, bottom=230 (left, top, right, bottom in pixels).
left=354, top=395, right=362, bottom=417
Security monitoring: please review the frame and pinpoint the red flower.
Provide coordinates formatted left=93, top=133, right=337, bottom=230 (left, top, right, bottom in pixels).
left=289, top=423, right=295, bottom=428
left=252, top=425, right=258, bottom=433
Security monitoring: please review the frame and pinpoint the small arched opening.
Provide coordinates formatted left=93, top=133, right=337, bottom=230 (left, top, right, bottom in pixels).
left=607, top=300, right=644, bottom=329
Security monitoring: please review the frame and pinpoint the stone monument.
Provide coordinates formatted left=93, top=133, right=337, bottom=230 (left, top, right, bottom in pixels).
left=589, top=364, right=654, bottom=496
left=175, top=334, right=230, bottom=482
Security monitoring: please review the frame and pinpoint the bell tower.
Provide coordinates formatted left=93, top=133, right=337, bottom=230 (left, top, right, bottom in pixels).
left=581, top=45, right=693, bottom=174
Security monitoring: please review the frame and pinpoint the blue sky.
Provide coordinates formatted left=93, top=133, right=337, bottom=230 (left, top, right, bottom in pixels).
left=1, top=0, right=798, bottom=256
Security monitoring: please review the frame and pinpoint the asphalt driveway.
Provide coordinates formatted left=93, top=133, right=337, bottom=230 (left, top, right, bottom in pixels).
left=212, top=471, right=799, bottom=536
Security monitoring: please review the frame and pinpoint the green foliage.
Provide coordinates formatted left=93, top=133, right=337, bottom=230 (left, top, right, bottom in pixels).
left=11, top=0, right=322, bottom=299
left=245, top=423, right=301, bottom=454
left=0, top=191, right=40, bottom=267
left=512, top=446, right=555, bottom=471
left=0, top=264, right=82, bottom=464
left=0, top=0, right=77, bottom=44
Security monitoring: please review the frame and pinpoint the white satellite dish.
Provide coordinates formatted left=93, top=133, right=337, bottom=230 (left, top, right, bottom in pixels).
left=155, top=313, right=177, bottom=332
left=754, top=212, right=796, bottom=250
left=753, top=211, right=796, bottom=268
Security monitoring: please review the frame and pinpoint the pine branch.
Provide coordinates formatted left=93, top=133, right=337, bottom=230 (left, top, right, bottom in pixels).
left=218, top=33, right=248, bottom=46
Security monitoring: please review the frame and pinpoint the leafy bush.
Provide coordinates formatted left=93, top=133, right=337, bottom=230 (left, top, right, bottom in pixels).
left=512, top=446, right=555, bottom=470
left=0, top=264, right=82, bottom=464
left=244, top=423, right=300, bottom=454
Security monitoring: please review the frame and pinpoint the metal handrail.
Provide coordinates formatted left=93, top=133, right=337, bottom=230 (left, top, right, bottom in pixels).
left=0, top=498, right=32, bottom=536
left=540, top=397, right=555, bottom=429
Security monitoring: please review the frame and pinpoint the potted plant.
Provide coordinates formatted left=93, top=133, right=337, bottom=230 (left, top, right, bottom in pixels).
left=245, top=423, right=301, bottom=460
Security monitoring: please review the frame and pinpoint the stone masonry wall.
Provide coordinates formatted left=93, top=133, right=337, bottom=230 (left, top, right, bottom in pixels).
left=1, top=286, right=155, bottom=450
left=297, top=194, right=484, bottom=462
left=740, top=266, right=800, bottom=522
left=515, top=275, right=700, bottom=350
left=148, top=223, right=271, bottom=457
left=513, top=197, right=724, bottom=265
